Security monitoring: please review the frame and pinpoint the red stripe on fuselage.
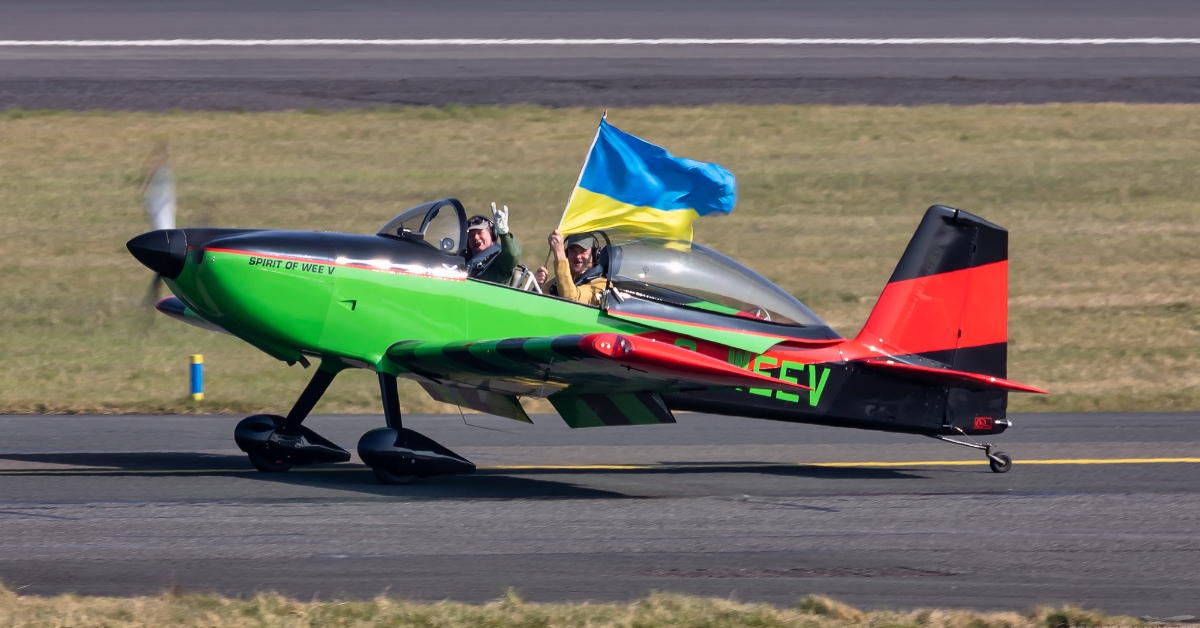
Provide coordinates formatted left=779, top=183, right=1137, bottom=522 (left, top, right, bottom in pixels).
left=203, top=247, right=467, bottom=281
left=857, top=260, right=1007, bottom=356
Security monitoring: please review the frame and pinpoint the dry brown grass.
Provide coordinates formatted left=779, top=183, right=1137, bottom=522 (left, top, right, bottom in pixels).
left=0, top=104, right=1197, bottom=413
left=0, top=585, right=1144, bottom=628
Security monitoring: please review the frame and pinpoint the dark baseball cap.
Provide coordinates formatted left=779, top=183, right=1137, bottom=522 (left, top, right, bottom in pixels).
left=467, top=215, right=493, bottom=231
left=565, top=233, right=597, bottom=250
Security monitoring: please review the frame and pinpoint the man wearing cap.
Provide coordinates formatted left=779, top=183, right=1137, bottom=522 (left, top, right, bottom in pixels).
left=464, top=202, right=522, bottom=284
left=535, top=229, right=607, bottom=306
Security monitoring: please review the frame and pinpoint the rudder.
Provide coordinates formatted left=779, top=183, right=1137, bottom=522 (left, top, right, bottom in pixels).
left=857, top=205, right=1009, bottom=377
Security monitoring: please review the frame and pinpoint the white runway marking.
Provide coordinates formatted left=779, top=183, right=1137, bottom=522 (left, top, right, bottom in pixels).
left=1, top=38, right=1200, bottom=47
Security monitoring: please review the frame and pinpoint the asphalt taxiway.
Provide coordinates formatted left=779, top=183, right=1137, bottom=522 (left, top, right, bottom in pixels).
left=0, top=412, right=1196, bottom=615
left=3, top=0, right=1200, bottom=107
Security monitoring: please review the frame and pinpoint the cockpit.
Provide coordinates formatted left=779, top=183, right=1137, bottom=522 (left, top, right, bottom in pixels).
left=376, top=198, right=830, bottom=334
left=377, top=198, right=468, bottom=256
left=603, top=238, right=825, bottom=327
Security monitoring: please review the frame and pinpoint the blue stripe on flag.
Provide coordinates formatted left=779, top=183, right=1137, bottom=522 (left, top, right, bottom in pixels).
left=577, top=120, right=736, bottom=216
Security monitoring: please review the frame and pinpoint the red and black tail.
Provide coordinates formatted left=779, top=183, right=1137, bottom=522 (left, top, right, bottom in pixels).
left=854, top=206, right=1043, bottom=432
left=857, top=205, right=1009, bottom=376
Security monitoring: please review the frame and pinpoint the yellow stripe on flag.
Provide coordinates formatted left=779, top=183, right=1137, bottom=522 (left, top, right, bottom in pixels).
left=560, top=188, right=699, bottom=241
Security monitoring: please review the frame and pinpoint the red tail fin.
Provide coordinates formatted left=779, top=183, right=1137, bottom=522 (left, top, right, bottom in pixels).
left=856, top=205, right=1008, bottom=377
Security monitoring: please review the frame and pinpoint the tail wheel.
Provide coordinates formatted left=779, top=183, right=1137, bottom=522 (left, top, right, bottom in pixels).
left=372, top=466, right=417, bottom=485
left=988, top=452, right=1012, bottom=473
left=248, top=452, right=293, bottom=473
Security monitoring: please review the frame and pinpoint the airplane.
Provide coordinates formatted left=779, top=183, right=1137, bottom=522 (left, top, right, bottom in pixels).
left=128, top=186, right=1046, bottom=484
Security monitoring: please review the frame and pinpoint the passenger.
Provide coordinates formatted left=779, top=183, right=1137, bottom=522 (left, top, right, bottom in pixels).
left=535, top=230, right=607, bottom=305
left=464, top=202, right=522, bottom=284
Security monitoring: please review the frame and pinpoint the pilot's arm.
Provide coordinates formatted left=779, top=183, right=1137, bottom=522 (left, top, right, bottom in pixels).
left=547, top=230, right=603, bottom=305
left=552, top=259, right=605, bottom=306
left=488, top=203, right=522, bottom=281
left=553, top=258, right=586, bottom=303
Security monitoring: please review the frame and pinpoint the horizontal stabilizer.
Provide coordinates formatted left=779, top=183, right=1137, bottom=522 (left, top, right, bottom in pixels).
left=418, top=382, right=532, bottom=423
left=861, top=358, right=1047, bottom=394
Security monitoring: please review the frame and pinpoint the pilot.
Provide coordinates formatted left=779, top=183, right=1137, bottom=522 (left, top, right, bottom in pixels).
left=535, top=230, right=607, bottom=305
left=464, top=202, right=522, bottom=284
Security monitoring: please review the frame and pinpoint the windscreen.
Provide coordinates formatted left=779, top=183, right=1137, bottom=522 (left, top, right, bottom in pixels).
left=609, top=239, right=824, bottom=327
left=376, top=199, right=465, bottom=254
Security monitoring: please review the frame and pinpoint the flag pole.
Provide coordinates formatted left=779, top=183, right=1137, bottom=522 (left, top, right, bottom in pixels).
left=556, top=110, right=607, bottom=231
left=544, top=111, right=606, bottom=282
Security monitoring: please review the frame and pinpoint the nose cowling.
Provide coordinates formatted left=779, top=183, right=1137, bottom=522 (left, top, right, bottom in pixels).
left=127, top=229, right=187, bottom=279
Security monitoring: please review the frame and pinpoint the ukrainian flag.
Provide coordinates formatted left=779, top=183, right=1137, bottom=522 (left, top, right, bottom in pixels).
left=559, top=118, right=736, bottom=241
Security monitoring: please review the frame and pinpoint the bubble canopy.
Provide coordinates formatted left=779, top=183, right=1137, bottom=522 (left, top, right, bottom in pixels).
left=606, top=238, right=825, bottom=328
left=377, top=199, right=468, bottom=255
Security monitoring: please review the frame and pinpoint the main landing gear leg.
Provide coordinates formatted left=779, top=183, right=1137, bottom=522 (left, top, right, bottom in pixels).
left=932, top=432, right=1012, bottom=473
left=379, top=371, right=402, bottom=430
left=234, top=366, right=352, bottom=472
left=357, top=373, right=475, bottom=485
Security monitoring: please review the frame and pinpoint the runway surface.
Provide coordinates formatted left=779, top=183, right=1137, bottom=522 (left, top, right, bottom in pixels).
left=3, top=0, right=1200, bottom=108
left=0, top=411, right=1197, bottom=615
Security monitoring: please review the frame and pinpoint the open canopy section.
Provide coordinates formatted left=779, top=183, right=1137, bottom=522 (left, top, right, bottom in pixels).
left=377, top=198, right=467, bottom=255
left=607, top=238, right=825, bottom=328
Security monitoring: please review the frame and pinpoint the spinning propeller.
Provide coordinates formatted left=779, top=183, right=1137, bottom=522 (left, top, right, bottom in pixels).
left=140, top=142, right=177, bottom=307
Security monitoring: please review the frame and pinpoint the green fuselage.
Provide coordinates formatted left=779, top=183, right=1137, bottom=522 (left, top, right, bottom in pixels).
left=168, top=232, right=646, bottom=375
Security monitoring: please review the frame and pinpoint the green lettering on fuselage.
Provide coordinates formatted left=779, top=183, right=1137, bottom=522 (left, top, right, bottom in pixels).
left=808, top=364, right=830, bottom=407
left=748, top=355, right=777, bottom=397
left=727, top=348, right=754, bottom=368
left=728, top=350, right=829, bottom=407
left=776, top=360, right=804, bottom=403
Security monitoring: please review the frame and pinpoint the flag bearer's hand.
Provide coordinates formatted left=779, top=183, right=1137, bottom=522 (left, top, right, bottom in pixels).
left=535, top=266, right=549, bottom=285
left=548, top=229, right=566, bottom=260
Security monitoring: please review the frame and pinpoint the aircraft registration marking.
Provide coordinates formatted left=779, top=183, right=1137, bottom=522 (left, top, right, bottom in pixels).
left=729, top=349, right=831, bottom=407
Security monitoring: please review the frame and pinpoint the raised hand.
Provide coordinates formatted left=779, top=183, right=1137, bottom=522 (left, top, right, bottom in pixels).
left=491, top=202, right=510, bottom=235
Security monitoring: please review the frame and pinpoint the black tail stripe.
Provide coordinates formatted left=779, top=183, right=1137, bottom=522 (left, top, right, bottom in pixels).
left=888, top=205, right=1008, bottom=283
left=909, top=342, right=1008, bottom=379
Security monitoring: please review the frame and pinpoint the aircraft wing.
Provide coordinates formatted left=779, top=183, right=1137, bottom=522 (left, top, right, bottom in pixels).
left=385, top=333, right=809, bottom=428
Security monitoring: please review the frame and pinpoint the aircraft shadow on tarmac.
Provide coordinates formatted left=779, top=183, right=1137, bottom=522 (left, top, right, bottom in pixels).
left=0, top=452, right=922, bottom=499
left=476, top=462, right=921, bottom=481
left=0, top=452, right=627, bottom=499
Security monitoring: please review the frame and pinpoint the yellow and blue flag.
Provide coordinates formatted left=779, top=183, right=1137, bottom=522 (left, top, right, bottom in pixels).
left=559, top=119, right=736, bottom=241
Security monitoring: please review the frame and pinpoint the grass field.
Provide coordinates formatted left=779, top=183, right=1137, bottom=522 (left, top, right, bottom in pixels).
left=1, top=104, right=1198, bottom=414
left=0, top=587, right=1139, bottom=628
